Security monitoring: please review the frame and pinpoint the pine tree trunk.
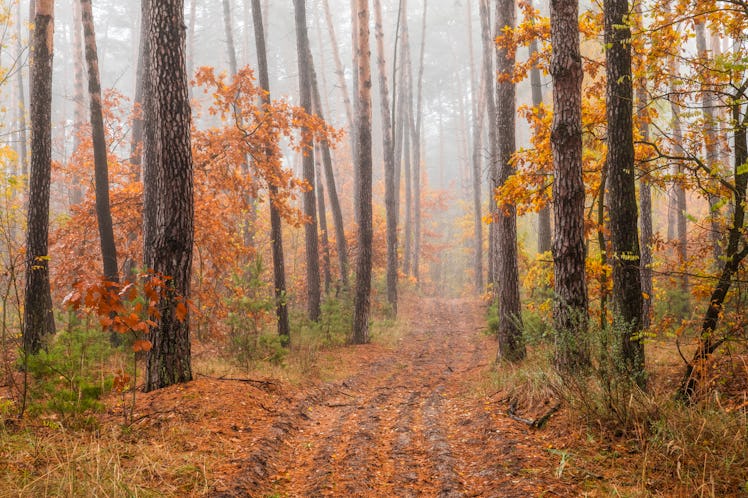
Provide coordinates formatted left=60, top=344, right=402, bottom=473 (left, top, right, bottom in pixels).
left=410, top=0, right=427, bottom=283
left=321, top=0, right=354, bottom=134
left=550, top=0, right=589, bottom=371
left=14, top=0, right=28, bottom=177
left=252, top=0, right=290, bottom=343
left=350, top=0, right=360, bottom=228
left=605, top=0, right=645, bottom=383
left=293, top=0, right=321, bottom=321
left=222, top=0, right=238, bottom=76
left=373, top=0, right=398, bottom=314
left=143, top=0, right=194, bottom=391
left=315, top=151, right=333, bottom=294
left=495, top=0, right=525, bottom=362
left=695, top=21, right=723, bottom=265
left=70, top=0, right=85, bottom=206
left=401, top=7, right=413, bottom=277
left=80, top=0, right=119, bottom=284
left=634, top=2, right=653, bottom=330
left=469, top=0, right=485, bottom=293
left=480, top=0, right=498, bottom=287
left=307, top=46, right=349, bottom=289
left=23, top=0, right=56, bottom=355
left=529, top=0, right=550, bottom=254
left=352, top=0, right=373, bottom=345
left=130, top=0, right=148, bottom=176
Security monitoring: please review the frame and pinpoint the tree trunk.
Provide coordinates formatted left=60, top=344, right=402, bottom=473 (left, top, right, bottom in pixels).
left=678, top=99, right=748, bottom=401
left=351, top=0, right=360, bottom=228
left=315, top=151, right=333, bottom=294
left=70, top=0, right=85, bottom=205
left=495, top=0, right=525, bottom=362
left=293, top=0, right=321, bottom=321
left=550, top=0, right=589, bottom=371
left=222, top=0, right=238, bottom=76
left=668, top=33, right=689, bottom=299
left=307, top=45, right=350, bottom=289
left=14, top=0, right=28, bottom=177
left=605, top=0, right=645, bottom=383
left=80, top=0, right=119, bottom=284
left=321, top=0, right=354, bottom=134
left=373, top=0, right=398, bottom=313
left=529, top=0, right=550, bottom=254
left=352, top=0, right=373, bottom=345
left=469, top=0, right=485, bottom=293
left=480, top=0, right=498, bottom=287
left=695, top=21, right=723, bottom=265
left=143, top=0, right=194, bottom=391
left=130, top=0, right=149, bottom=175
left=410, top=0, right=427, bottom=283
left=251, top=0, right=290, bottom=343
left=23, top=0, right=56, bottom=355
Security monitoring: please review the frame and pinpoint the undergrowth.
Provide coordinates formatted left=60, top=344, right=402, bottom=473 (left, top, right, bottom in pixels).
left=491, top=316, right=748, bottom=496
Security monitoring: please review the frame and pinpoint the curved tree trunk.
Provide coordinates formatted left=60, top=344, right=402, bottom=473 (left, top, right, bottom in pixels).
left=80, top=0, right=119, bottom=284
left=143, top=0, right=194, bottom=391
left=23, top=0, right=56, bottom=355
left=550, top=0, right=589, bottom=371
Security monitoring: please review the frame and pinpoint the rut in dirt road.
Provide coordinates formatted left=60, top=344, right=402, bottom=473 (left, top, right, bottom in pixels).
left=218, top=297, right=577, bottom=497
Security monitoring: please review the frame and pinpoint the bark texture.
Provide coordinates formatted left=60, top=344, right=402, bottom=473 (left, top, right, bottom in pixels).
left=23, top=0, right=56, bottom=355
left=81, top=0, right=119, bottom=283
left=605, top=0, right=645, bottom=382
left=480, top=0, right=498, bottom=286
left=254, top=0, right=290, bottom=343
left=550, top=0, right=589, bottom=371
left=352, top=0, right=373, bottom=344
left=143, top=0, right=194, bottom=391
left=495, top=0, right=525, bottom=362
left=293, top=0, right=321, bottom=321
left=373, top=0, right=398, bottom=313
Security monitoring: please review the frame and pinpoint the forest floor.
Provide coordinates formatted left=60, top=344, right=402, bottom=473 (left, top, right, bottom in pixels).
left=207, top=296, right=579, bottom=497
left=2, top=295, right=652, bottom=496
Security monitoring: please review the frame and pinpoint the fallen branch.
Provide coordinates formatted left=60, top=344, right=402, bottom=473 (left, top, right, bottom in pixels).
left=197, top=373, right=276, bottom=388
left=506, top=399, right=562, bottom=429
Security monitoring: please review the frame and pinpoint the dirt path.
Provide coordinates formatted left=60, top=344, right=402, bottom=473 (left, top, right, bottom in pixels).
left=215, top=298, right=577, bottom=497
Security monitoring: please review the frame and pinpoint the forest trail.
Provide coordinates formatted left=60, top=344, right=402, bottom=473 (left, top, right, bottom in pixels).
left=214, top=297, right=578, bottom=497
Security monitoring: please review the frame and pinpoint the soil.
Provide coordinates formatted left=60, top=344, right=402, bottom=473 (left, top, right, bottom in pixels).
left=207, top=297, right=578, bottom=497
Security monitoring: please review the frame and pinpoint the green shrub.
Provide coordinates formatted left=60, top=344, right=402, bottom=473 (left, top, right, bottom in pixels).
left=25, top=316, right=115, bottom=427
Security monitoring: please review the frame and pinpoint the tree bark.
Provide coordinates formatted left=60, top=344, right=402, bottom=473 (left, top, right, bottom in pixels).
left=187, top=0, right=196, bottom=99
left=550, top=0, right=589, bottom=371
left=469, top=0, right=484, bottom=293
left=480, top=0, right=498, bottom=287
left=529, top=0, right=551, bottom=254
left=70, top=0, right=85, bottom=205
left=410, top=0, right=427, bottom=283
left=14, top=0, right=28, bottom=177
left=222, top=0, right=238, bottom=77
left=495, top=0, right=525, bottom=362
left=352, top=0, right=373, bottom=344
left=373, top=0, right=398, bottom=313
left=315, top=151, right=333, bottom=294
left=307, top=45, right=349, bottom=289
left=251, top=0, right=290, bottom=343
left=605, top=0, right=645, bottom=383
left=23, top=0, right=56, bottom=355
left=695, top=20, right=723, bottom=265
left=80, top=0, right=119, bottom=284
left=321, top=0, right=354, bottom=134
left=679, top=98, right=748, bottom=401
left=293, top=0, right=321, bottom=321
left=143, top=0, right=194, bottom=391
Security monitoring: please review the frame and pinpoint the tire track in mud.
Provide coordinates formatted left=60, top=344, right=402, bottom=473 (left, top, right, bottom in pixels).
left=217, top=297, right=577, bottom=497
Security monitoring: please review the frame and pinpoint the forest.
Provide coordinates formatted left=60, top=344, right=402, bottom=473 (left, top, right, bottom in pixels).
left=0, top=0, right=747, bottom=496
